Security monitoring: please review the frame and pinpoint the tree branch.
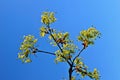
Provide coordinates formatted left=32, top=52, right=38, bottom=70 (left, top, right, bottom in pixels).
left=73, top=47, right=85, bottom=63
left=37, top=49, right=55, bottom=55
left=47, top=25, right=72, bottom=66
left=46, top=25, right=73, bottom=80
left=49, top=29, right=63, bottom=52
left=69, top=66, right=72, bottom=80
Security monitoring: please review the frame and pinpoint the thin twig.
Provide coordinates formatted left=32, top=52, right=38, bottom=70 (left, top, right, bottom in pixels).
left=72, top=68, right=76, bottom=72
left=73, top=48, right=85, bottom=63
left=37, top=50, right=55, bottom=55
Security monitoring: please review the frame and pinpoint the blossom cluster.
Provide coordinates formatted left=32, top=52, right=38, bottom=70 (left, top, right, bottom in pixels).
left=18, top=35, right=37, bottom=63
left=78, top=27, right=100, bottom=48
left=41, top=12, right=56, bottom=25
left=49, top=32, right=78, bottom=63
left=49, top=32, right=70, bottom=45
left=40, top=26, right=48, bottom=37
left=74, top=57, right=100, bottom=80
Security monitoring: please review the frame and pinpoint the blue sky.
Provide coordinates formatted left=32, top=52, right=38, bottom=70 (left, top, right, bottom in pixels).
left=0, top=0, right=120, bottom=80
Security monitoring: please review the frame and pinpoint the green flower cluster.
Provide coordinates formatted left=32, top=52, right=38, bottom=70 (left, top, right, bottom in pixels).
left=43, top=31, right=77, bottom=63
left=55, top=49, right=72, bottom=63
left=18, top=35, right=37, bottom=63
left=74, top=58, right=100, bottom=80
left=41, top=12, right=56, bottom=25
left=49, top=32, right=71, bottom=46
left=53, top=32, right=78, bottom=63
left=74, top=57, right=88, bottom=77
left=87, top=68, right=100, bottom=80
left=40, top=26, right=48, bottom=37
left=78, top=27, right=100, bottom=48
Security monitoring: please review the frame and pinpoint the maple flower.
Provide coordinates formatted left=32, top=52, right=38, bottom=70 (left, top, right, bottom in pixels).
left=40, top=26, right=48, bottom=37
left=41, top=12, right=56, bottom=25
left=78, top=27, right=100, bottom=48
left=18, top=35, right=37, bottom=63
left=49, top=32, right=71, bottom=46
left=92, top=68, right=100, bottom=80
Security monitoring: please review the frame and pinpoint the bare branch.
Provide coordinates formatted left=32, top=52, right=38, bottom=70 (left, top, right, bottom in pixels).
left=37, top=49, right=56, bottom=55
left=73, top=47, right=85, bottom=63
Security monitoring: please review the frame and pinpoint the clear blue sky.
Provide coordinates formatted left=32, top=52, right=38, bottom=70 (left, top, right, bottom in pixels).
left=0, top=0, right=120, bottom=80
